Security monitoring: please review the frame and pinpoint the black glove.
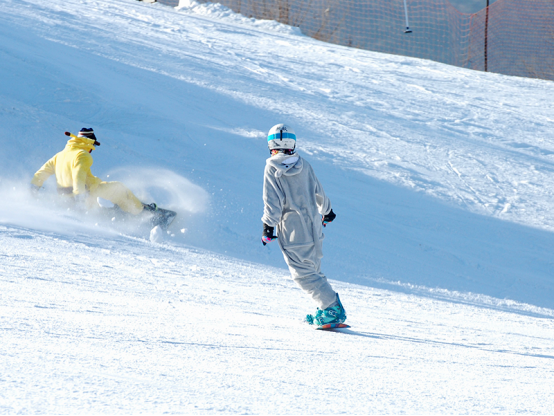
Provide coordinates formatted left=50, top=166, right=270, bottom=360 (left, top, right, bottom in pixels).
left=261, top=223, right=277, bottom=246
left=322, top=209, right=336, bottom=227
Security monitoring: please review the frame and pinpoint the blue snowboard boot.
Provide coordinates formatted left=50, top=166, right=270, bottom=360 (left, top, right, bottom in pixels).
left=305, top=293, right=347, bottom=326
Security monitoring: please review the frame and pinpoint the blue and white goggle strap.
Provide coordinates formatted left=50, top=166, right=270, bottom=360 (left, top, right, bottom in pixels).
left=267, top=132, right=296, bottom=142
left=267, top=132, right=296, bottom=151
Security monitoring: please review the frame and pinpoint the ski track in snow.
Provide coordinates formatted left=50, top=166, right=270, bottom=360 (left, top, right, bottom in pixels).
left=1, top=0, right=554, bottom=413
left=2, top=225, right=554, bottom=414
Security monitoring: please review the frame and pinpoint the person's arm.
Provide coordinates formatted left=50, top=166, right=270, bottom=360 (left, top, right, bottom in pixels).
left=31, top=156, right=56, bottom=188
left=312, top=168, right=336, bottom=227
left=313, top=171, right=332, bottom=217
left=261, top=166, right=285, bottom=227
left=261, top=166, right=285, bottom=245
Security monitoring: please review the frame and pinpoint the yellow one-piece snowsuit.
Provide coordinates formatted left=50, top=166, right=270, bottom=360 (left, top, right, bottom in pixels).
left=31, top=135, right=144, bottom=214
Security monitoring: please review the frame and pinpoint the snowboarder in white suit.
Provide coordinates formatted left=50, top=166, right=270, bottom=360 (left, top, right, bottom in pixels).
left=261, top=123, right=346, bottom=327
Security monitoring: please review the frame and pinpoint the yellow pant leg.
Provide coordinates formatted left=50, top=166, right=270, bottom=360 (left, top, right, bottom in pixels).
left=89, top=181, right=144, bottom=215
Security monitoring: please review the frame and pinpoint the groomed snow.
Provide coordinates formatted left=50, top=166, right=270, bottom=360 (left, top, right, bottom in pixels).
left=1, top=0, right=554, bottom=413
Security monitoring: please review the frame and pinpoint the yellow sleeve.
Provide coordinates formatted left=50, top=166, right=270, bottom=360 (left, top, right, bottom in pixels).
left=31, top=156, right=56, bottom=187
left=72, top=152, right=94, bottom=195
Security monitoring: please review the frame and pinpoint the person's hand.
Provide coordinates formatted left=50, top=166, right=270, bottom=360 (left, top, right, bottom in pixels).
left=322, top=209, right=336, bottom=227
left=262, top=223, right=277, bottom=246
left=30, top=184, right=40, bottom=197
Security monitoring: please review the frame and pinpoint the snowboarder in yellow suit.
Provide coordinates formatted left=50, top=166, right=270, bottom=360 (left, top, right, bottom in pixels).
left=31, top=128, right=158, bottom=217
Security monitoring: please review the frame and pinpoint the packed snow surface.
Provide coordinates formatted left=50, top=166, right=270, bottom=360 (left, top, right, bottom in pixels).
left=1, top=0, right=553, bottom=413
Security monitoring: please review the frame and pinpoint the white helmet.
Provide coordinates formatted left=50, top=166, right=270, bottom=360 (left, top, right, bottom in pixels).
left=267, top=123, right=296, bottom=153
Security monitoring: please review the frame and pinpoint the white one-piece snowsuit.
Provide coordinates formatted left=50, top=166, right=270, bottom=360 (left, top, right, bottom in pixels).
left=262, top=152, right=337, bottom=310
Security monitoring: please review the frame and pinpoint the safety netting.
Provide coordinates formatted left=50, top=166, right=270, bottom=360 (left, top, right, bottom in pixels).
left=467, top=0, right=554, bottom=79
left=158, top=0, right=554, bottom=81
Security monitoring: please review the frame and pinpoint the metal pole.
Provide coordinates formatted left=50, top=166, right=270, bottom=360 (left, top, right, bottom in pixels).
left=403, top=0, right=412, bottom=33
left=485, top=0, right=490, bottom=71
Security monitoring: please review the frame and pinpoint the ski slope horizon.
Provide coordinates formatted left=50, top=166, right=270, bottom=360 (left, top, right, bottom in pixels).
left=1, top=0, right=554, bottom=413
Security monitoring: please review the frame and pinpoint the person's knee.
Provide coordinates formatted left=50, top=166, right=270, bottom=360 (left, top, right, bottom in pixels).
left=110, top=181, right=127, bottom=192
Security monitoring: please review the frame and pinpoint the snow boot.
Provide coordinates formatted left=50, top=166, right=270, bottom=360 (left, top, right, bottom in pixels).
left=305, top=293, right=347, bottom=326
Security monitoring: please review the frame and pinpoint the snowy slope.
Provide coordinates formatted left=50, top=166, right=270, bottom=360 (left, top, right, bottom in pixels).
left=3, top=224, right=554, bottom=414
left=1, top=0, right=554, bottom=307
left=1, top=0, right=554, bottom=413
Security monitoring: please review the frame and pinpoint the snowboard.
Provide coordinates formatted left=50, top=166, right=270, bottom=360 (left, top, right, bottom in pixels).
left=315, top=323, right=351, bottom=330
left=148, top=208, right=177, bottom=243
left=96, top=198, right=177, bottom=242
left=151, top=207, right=177, bottom=230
